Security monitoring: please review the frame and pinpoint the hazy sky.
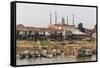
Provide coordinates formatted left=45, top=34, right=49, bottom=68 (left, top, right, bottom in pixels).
left=16, top=3, right=96, bottom=29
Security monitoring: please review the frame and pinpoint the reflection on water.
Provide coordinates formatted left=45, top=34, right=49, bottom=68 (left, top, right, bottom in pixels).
left=16, top=54, right=96, bottom=65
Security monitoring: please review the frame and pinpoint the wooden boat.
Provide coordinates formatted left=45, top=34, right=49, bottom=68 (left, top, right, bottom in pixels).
left=41, top=52, right=53, bottom=58
left=19, top=50, right=33, bottom=59
left=78, top=48, right=92, bottom=57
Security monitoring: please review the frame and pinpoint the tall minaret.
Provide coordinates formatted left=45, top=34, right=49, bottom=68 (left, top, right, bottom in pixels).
left=49, top=13, right=52, bottom=24
left=62, top=17, right=65, bottom=24
left=67, top=16, right=68, bottom=25
left=72, top=14, right=74, bottom=25
left=55, top=11, right=57, bottom=24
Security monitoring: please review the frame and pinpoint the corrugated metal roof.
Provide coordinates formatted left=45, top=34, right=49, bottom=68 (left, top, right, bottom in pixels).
left=66, top=28, right=87, bottom=35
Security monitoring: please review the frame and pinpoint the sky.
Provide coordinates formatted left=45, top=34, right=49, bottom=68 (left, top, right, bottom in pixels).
left=16, top=3, right=96, bottom=29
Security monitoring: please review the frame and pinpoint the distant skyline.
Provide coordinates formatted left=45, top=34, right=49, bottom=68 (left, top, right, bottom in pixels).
left=16, top=3, right=96, bottom=29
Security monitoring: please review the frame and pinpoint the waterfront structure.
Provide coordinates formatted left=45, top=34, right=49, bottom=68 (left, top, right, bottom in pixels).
left=16, top=12, right=89, bottom=40
left=16, top=24, right=88, bottom=41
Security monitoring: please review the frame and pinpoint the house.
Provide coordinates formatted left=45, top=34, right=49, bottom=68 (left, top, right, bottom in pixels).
left=64, top=28, right=88, bottom=40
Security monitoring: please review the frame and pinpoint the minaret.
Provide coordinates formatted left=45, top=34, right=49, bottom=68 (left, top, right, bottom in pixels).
left=62, top=17, right=65, bottom=24
left=72, top=14, right=74, bottom=25
left=67, top=16, right=68, bottom=25
left=49, top=13, right=52, bottom=24
left=55, top=11, right=57, bottom=24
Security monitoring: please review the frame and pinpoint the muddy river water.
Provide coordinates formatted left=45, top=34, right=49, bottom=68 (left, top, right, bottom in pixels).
left=16, top=54, right=96, bottom=65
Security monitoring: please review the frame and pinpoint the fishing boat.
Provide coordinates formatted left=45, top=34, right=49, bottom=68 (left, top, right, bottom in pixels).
left=19, top=50, right=33, bottom=59
left=34, top=51, right=41, bottom=57
left=41, top=52, right=53, bottom=58
left=78, top=48, right=92, bottom=57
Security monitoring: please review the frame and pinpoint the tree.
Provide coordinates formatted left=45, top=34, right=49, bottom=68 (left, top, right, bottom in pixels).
left=78, top=23, right=85, bottom=32
left=94, top=24, right=97, bottom=30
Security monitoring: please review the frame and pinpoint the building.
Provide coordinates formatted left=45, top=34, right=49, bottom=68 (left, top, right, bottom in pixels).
left=64, top=28, right=88, bottom=40
left=48, top=12, right=75, bottom=30
left=16, top=12, right=88, bottom=41
left=16, top=24, right=64, bottom=40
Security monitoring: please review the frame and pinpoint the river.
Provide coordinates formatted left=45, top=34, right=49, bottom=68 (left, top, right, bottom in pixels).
left=16, top=54, right=96, bottom=65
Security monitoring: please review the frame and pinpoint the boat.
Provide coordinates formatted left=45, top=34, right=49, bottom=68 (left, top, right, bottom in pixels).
left=41, top=52, right=53, bottom=58
left=34, top=51, right=41, bottom=57
left=78, top=48, right=92, bottom=57
left=19, top=50, right=33, bottom=59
